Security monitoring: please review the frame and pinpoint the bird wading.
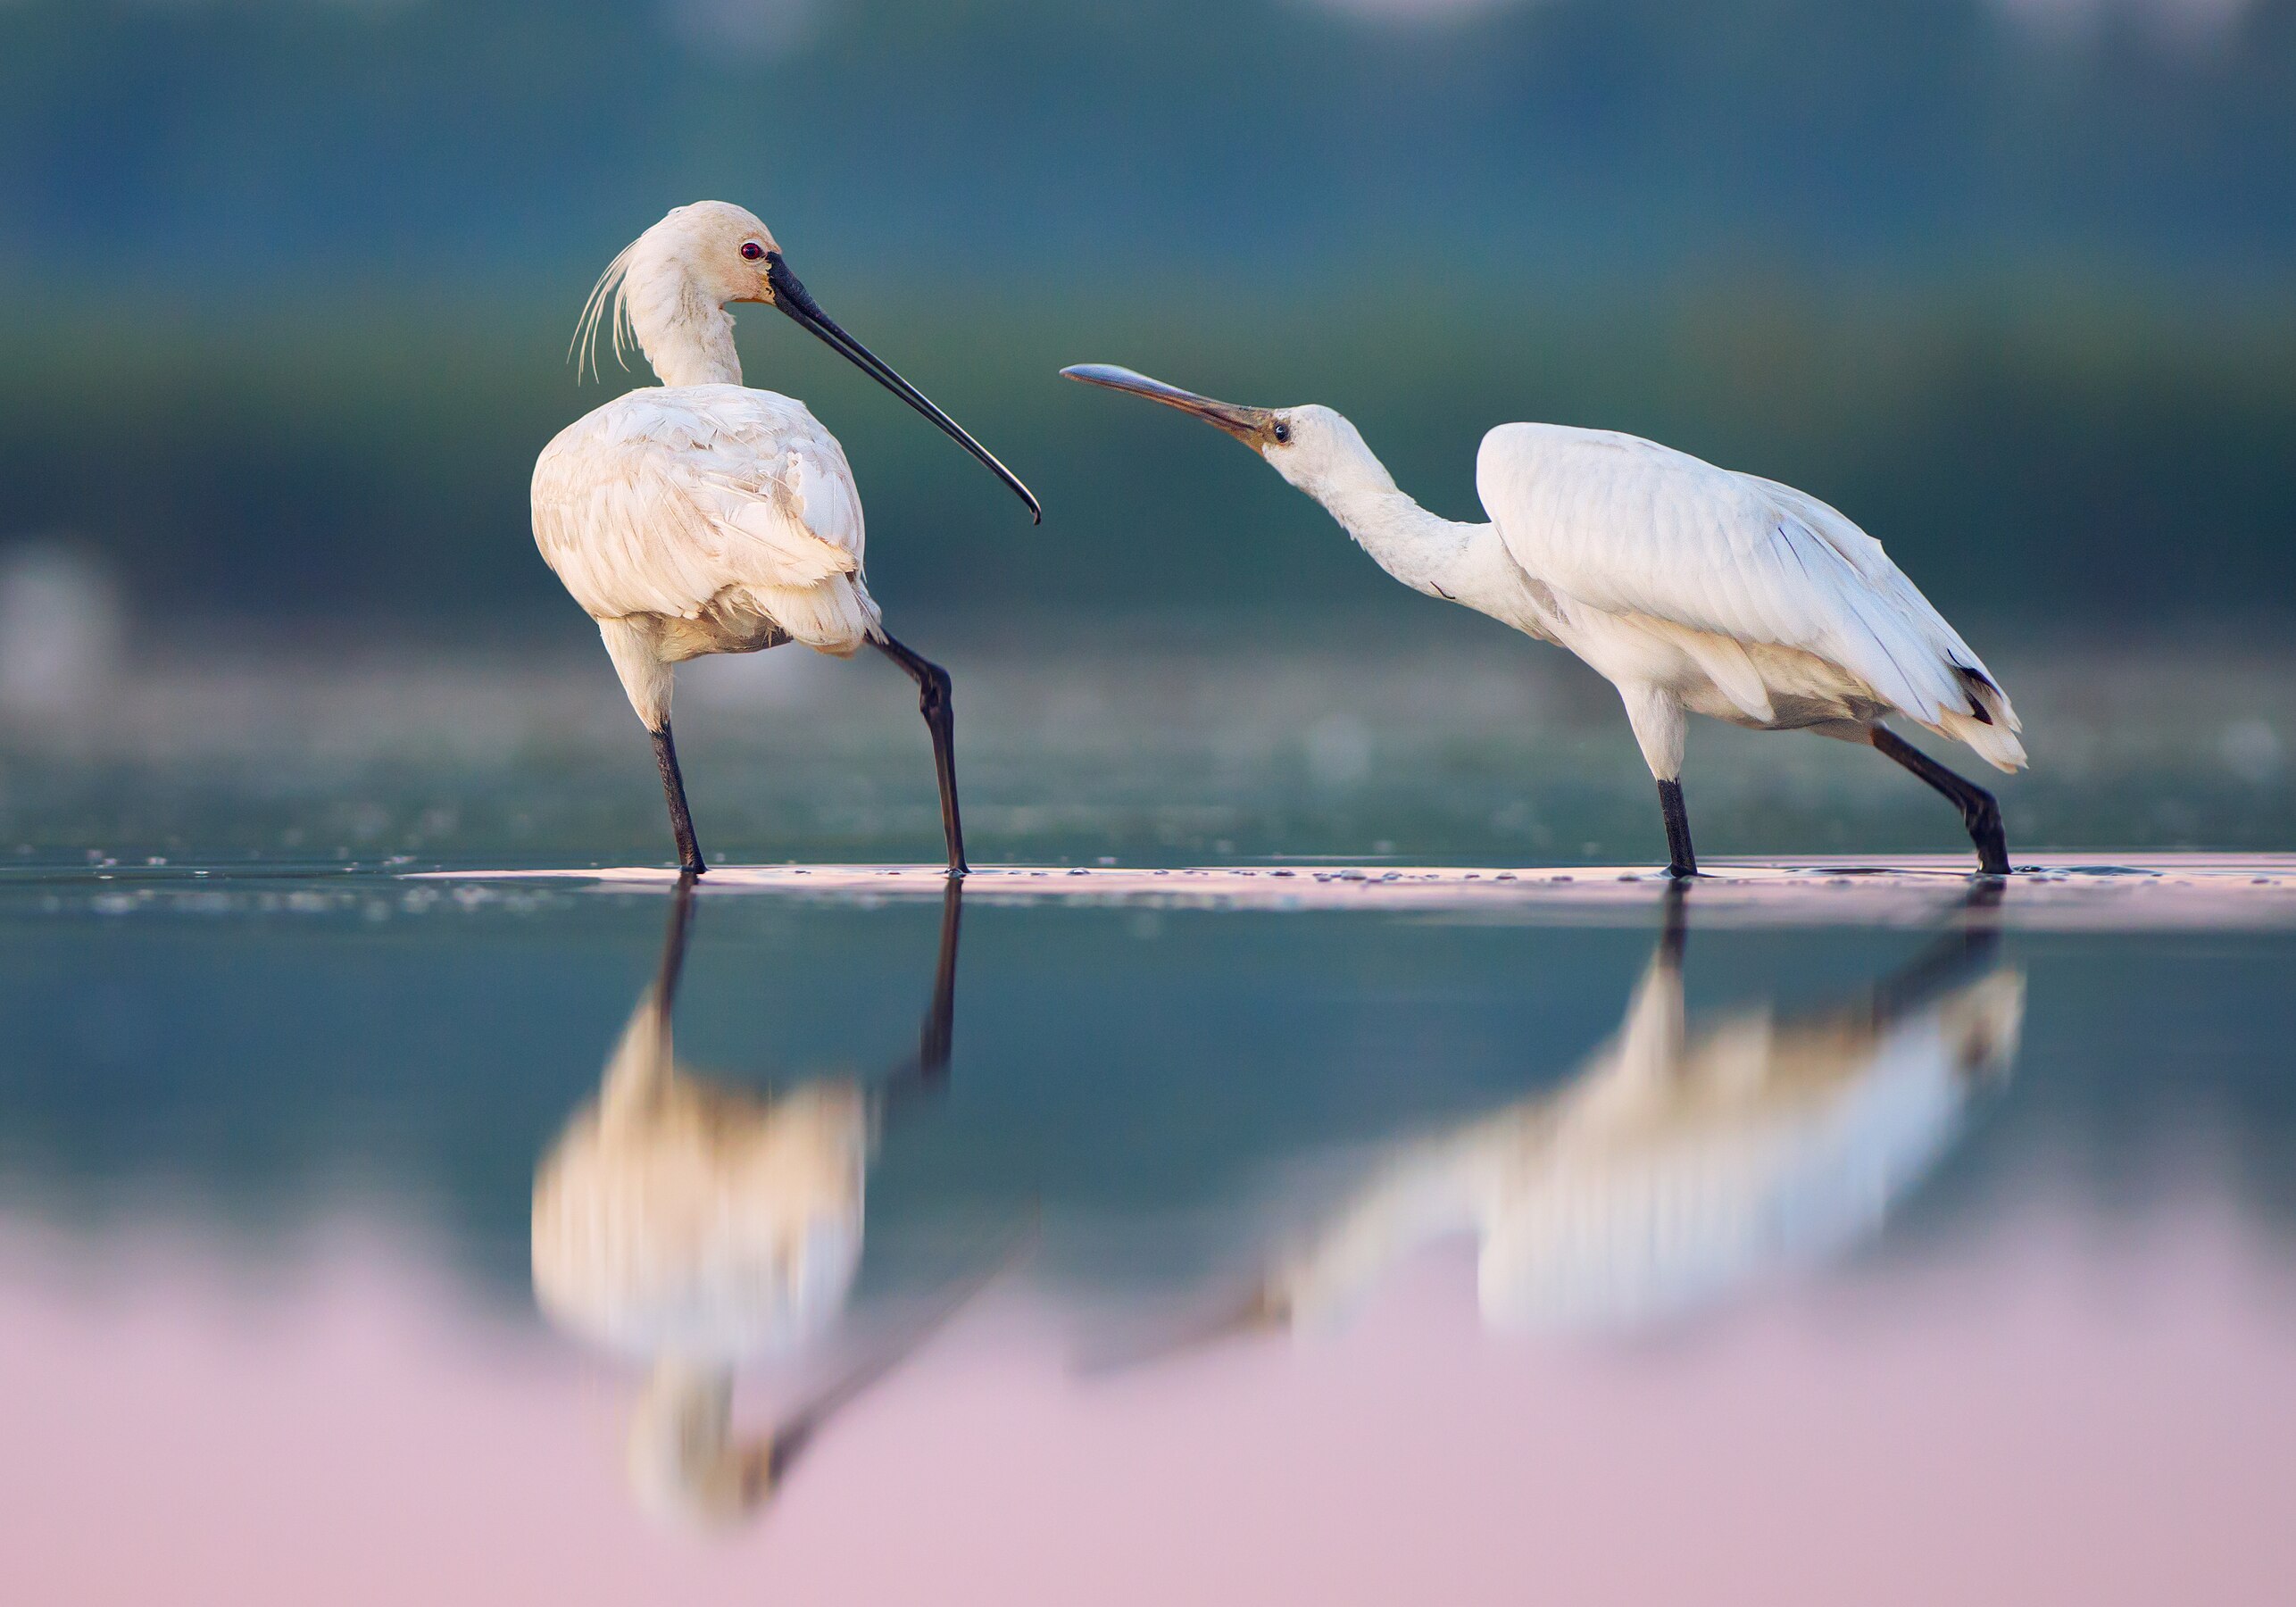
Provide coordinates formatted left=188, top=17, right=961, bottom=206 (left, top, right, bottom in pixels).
left=534, top=203, right=1040, bottom=877
left=1063, top=364, right=2023, bottom=877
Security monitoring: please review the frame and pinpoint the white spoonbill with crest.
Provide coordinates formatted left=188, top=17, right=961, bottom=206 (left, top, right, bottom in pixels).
left=1064, top=364, right=2023, bottom=876
left=535, top=202, right=1040, bottom=876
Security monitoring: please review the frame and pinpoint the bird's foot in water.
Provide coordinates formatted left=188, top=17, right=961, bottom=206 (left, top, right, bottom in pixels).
left=1959, top=794, right=2010, bottom=876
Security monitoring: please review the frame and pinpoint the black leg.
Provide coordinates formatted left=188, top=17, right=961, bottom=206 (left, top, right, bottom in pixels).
left=1657, top=778, right=1699, bottom=878
left=1869, top=726, right=2010, bottom=875
left=650, top=721, right=707, bottom=876
left=873, top=633, right=967, bottom=877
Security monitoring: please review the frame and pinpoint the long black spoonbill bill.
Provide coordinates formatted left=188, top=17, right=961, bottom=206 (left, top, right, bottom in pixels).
left=534, top=203, right=1040, bottom=877
left=1063, top=363, right=2023, bottom=876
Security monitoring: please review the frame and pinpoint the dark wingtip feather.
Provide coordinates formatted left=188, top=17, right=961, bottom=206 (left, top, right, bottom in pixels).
left=1953, top=664, right=1998, bottom=725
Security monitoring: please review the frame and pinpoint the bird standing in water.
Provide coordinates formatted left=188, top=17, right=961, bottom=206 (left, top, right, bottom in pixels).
left=535, top=203, right=1039, bottom=876
left=1063, top=364, right=2023, bottom=876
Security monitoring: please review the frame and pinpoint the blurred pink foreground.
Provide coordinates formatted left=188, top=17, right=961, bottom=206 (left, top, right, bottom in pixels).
left=6, top=1192, right=2294, bottom=1607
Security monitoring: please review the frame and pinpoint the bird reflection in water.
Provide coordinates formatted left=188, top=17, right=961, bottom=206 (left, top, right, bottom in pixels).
left=1147, top=894, right=2023, bottom=1355
left=531, top=877, right=987, bottom=1529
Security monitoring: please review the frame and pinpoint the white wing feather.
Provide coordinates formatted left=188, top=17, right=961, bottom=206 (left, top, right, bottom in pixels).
left=1476, top=424, right=2017, bottom=739
left=532, top=385, right=865, bottom=625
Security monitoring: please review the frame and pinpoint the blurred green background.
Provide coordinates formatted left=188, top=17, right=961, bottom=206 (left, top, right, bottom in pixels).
left=1, top=1, right=2292, bottom=865
left=4, top=0, right=2292, bottom=628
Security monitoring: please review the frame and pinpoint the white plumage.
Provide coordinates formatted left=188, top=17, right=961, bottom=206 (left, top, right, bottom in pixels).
left=534, top=385, right=879, bottom=727
left=531, top=880, right=969, bottom=1528
left=1476, top=426, right=2023, bottom=770
left=1210, top=925, right=2023, bottom=1342
left=1064, top=365, right=2024, bottom=874
left=537, top=388, right=869, bottom=632
left=537, top=202, right=1037, bottom=876
left=529, top=971, right=869, bottom=1370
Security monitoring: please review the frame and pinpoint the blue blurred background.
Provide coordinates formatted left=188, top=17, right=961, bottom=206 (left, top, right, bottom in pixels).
left=0, top=0, right=2291, bottom=864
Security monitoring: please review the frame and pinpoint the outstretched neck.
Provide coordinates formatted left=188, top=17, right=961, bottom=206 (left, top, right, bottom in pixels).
left=629, top=272, right=744, bottom=387
left=1280, top=423, right=1485, bottom=602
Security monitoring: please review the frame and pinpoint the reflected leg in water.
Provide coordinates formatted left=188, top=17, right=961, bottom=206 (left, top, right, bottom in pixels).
left=1869, top=902, right=2001, bottom=1021
left=1091, top=898, right=2025, bottom=1372
left=653, top=870, right=699, bottom=1001
left=1658, top=875, right=1690, bottom=964
left=881, top=877, right=963, bottom=1112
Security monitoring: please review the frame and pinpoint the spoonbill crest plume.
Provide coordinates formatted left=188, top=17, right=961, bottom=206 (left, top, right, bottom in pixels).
left=1063, top=363, right=2025, bottom=876
left=535, top=202, right=1040, bottom=876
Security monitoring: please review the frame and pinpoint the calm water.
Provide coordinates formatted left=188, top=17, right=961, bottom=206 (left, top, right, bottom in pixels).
left=3, top=627, right=2292, bottom=868
left=4, top=861, right=2294, bottom=1603
left=3, top=630, right=2293, bottom=1599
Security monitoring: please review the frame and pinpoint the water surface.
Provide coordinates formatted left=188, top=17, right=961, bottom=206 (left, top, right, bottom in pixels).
left=3, top=861, right=2292, bottom=1603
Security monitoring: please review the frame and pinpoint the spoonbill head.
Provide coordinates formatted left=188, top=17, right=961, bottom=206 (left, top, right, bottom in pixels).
left=583, top=201, right=786, bottom=350
left=586, top=202, right=1040, bottom=517
left=1059, top=364, right=1375, bottom=493
left=1063, top=362, right=2024, bottom=876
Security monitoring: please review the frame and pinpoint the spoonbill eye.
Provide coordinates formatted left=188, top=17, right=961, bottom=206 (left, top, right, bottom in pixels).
left=740, top=241, right=766, bottom=261
left=1272, top=420, right=1292, bottom=444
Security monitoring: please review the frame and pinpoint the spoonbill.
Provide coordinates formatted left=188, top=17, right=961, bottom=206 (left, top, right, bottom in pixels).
left=1120, top=903, right=2020, bottom=1355
left=1063, top=364, right=2024, bottom=875
left=535, top=203, right=1040, bottom=877
left=531, top=876, right=984, bottom=1527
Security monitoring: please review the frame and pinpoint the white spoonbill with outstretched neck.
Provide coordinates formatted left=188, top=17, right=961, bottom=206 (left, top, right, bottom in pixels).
left=1064, top=364, right=2023, bottom=875
left=535, top=203, right=1041, bottom=877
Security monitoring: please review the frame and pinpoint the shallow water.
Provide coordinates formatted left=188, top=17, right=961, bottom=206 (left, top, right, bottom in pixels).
left=4, top=627, right=2292, bottom=868
left=4, top=857, right=2294, bottom=1603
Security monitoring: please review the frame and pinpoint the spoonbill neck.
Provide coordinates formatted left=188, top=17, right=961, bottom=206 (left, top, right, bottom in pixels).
left=1277, top=419, right=1486, bottom=603
left=628, top=271, right=744, bottom=387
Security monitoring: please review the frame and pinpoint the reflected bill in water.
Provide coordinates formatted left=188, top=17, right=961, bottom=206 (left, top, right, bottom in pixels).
left=1114, top=895, right=2023, bottom=1365
left=531, top=878, right=1010, bottom=1528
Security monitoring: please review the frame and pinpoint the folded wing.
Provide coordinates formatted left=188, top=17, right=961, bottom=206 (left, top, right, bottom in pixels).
left=533, top=385, right=866, bottom=627
left=1476, top=423, right=2021, bottom=762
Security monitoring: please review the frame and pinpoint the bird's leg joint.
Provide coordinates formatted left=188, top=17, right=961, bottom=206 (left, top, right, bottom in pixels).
left=916, top=662, right=953, bottom=720
left=1961, top=787, right=2001, bottom=833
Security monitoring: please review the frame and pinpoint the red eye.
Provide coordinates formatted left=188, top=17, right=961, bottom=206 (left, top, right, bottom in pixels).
left=740, top=241, right=765, bottom=261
